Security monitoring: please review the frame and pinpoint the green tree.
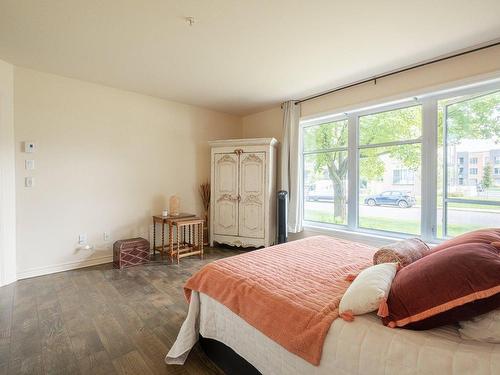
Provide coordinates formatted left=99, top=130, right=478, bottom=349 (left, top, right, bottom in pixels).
left=304, top=120, right=348, bottom=219
left=444, top=92, right=500, bottom=144
left=482, top=163, right=493, bottom=190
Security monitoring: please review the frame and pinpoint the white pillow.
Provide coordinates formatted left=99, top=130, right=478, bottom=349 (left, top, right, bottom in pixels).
left=339, top=262, right=398, bottom=320
left=458, top=309, right=500, bottom=343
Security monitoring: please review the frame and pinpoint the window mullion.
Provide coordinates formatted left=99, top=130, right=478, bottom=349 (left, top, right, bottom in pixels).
left=421, top=99, right=438, bottom=241
left=358, top=138, right=422, bottom=150
left=347, top=114, right=358, bottom=230
left=303, top=147, right=348, bottom=155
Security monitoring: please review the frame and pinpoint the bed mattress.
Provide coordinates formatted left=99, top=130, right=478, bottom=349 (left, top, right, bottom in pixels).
left=166, top=291, right=500, bottom=375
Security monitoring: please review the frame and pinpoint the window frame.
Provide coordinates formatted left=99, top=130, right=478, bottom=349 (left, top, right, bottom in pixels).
left=301, top=77, right=500, bottom=242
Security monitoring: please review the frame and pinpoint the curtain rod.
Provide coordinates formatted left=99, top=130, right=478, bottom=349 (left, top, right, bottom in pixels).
left=294, top=40, right=500, bottom=106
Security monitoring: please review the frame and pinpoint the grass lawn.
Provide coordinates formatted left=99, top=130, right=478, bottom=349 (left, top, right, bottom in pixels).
left=304, top=209, right=485, bottom=237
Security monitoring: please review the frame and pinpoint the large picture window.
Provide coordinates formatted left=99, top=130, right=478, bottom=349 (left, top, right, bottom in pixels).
left=301, top=79, right=500, bottom=241
left=358, top=105, right=422, bottom=235
left=438, top=90, right=500, bottom=237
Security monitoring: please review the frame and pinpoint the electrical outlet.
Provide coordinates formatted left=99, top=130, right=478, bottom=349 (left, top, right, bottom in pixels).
left=25, top=177, right=34, bottom=187
left=103, top=232, right=110, bottom=241
left=78, top=234, right=87, bottom=245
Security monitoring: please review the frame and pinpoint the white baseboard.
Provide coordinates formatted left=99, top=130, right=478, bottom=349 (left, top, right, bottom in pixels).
left=17, top=255, right=113, bottom=280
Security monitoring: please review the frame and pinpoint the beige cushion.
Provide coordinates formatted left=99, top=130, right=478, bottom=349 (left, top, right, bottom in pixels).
left=339, top=262, right=398, bottom=318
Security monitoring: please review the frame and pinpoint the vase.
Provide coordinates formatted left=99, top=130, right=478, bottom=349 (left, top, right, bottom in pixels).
left=169, top=195, right=180, bottom=216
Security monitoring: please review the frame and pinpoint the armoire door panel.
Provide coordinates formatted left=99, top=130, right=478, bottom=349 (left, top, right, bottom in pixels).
left=217, top=200, right=237, bottom=229
left=239, top=152, right=265, bottom=238
left=216, top=155, right=237, bottom=193
left=213, top=153, right=238, bottom=236
left=240, top=195, right=263, bottom=235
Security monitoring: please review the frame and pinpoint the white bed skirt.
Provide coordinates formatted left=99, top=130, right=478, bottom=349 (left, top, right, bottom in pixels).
left=166, top=291, right=500, bottom=374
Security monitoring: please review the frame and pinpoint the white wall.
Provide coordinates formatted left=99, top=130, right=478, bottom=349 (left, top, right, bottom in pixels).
left=242, top=106, right=283, bottom=140
left=0, top=59, right=16, bottom=286
left=14, top=67, right=241, bottom=278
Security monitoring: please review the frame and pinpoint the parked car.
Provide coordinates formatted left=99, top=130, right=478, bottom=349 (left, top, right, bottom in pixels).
left=364, top=191, right=416, bottom=208
left=305, top=180, right=334, bottom=201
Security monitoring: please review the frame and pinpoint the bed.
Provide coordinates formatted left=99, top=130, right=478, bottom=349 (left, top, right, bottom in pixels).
left=166, top=236, right=500, bottom=374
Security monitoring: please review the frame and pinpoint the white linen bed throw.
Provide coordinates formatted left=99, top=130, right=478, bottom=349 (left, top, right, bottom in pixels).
left=165, top=291, right=200, bottom=365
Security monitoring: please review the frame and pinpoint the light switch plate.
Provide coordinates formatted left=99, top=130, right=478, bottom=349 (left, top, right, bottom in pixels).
left=24, top=142, right=36, bottom=153
left=78, top=234, right=87, bottom=245
left=25, top=177, right=34, bottom=187
left=25, top=160, right=35, bottom=170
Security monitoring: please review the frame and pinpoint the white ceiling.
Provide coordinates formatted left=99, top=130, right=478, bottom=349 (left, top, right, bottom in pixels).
left=1, top=0, right=499, bottom=115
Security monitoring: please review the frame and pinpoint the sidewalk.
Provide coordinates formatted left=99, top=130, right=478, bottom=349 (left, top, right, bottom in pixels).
left=412, top=204, right=500, bottom=214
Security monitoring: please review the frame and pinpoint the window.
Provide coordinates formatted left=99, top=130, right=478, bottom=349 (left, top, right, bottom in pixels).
left=358, top=105, right=421, bottom=235
left=301, top=80, right=500, bottom=241
left=303, top=119, right=348, bottom=225
left=438, top=90, right=500, bottom=237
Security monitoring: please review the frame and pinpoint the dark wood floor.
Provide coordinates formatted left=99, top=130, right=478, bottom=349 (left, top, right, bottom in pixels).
left=0, top=247, right=242, bottom=375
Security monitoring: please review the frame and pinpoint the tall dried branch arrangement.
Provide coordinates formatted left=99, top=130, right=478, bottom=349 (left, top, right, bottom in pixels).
left=199, top=182, right=210, bottom=211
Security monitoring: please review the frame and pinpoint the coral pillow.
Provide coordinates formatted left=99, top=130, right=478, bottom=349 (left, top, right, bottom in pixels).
left=339, top=262, right=398, bottom=321
left=381, top=242, right=500, bottom=330
left=373, top=238, right=431, bottom=267
left=431, top=228, right=500, bottom=253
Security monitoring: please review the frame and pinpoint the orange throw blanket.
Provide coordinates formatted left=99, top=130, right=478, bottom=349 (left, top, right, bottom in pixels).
left=184, top=235, right=375, bottom=365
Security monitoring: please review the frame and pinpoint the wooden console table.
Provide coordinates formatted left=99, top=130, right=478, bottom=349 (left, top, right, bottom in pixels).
left=152, top=213, right=195, bottom=261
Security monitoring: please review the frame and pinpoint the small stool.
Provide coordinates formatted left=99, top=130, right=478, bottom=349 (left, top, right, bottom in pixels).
left=171, top=218, right=204, bottom=264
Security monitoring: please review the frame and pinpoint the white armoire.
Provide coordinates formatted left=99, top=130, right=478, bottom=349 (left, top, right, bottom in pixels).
left=209, top=138, right=278, bottom=248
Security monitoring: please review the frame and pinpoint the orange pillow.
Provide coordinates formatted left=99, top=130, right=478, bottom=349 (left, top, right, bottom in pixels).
left=381, top=242, right=500, bottom=330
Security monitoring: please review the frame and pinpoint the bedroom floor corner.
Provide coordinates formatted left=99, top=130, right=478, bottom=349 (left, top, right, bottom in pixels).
left=0, top=247, right=241, bottom=375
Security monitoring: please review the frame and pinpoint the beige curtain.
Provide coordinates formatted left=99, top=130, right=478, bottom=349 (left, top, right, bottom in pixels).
left=280, top=101, right=303, bottom=233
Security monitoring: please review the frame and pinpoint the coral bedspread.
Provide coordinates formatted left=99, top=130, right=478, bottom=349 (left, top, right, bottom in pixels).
left=184, top=235, right=375, bottom=365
